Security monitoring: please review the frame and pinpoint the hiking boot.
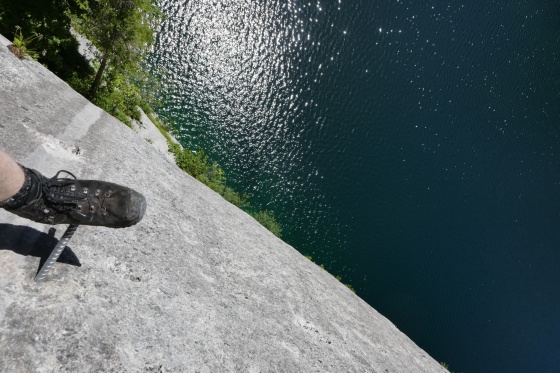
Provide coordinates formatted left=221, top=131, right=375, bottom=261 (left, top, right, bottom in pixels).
left=2, top=166, right=146, bottom=228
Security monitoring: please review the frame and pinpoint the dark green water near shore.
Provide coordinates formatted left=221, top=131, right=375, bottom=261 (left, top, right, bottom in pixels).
left=146, top=1, right=560, bottom=371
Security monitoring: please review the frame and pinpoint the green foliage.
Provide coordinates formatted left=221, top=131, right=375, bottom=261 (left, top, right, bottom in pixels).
left=0, top=0, right=92, bottom=80
left=114, top=111, right=132, bottom=127
left=172, top=146, right=209, bottom=179
left=164, top=138, right=250, bottom=210
left=76, top=0, right=161, bottom=96
left=196, top=164, right=249, bottom=208
left=68, top=71, right=145, bottom=127
left=249, top=210, right=282, bottom=238
left=79, top=0, right=160, bottom=62
left=9, top=28, right=43, bottom=60
left=67, top=72, right=91, bottom=94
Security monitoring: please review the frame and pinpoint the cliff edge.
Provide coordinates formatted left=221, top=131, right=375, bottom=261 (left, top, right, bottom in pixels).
left=0, top=35, right=445, bottom=372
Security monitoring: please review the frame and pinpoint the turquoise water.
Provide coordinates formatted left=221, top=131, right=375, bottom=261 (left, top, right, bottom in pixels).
left=146, top=1, right=560, bottom=371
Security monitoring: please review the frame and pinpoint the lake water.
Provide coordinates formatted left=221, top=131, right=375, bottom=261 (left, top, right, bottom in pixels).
left=146, top=1, right=560, bottom=371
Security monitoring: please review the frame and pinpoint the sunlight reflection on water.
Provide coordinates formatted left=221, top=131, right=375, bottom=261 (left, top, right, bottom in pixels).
left=149, top=0, right=344, bottom=258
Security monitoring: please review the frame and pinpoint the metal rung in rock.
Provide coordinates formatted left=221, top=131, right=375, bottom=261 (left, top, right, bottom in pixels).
left=34, top=224, right=79, bottom=282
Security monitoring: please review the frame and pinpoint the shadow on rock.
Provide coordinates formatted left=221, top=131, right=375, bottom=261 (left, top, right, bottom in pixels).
left=0, top=224, right=81, bottom=268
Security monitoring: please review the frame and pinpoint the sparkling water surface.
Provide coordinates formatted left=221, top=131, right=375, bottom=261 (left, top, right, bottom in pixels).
left=146, top=1, right=560, bottom=372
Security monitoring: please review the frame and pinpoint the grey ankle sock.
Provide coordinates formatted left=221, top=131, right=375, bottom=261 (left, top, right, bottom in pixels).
left=0, top=165, right=33, bottom=209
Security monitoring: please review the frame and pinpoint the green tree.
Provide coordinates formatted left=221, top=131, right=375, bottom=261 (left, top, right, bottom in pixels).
left=77, top=0, right=160, bottom=97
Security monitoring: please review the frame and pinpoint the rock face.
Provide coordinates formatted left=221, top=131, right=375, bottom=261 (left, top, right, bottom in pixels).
left=0, top=35, right=445, bottom=372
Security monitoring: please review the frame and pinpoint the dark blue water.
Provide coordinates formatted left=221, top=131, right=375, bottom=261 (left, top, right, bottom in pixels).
left=147, top=1, right=560, bottom=372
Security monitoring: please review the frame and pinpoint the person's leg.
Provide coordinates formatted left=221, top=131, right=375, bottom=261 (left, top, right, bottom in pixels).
left=0, top=149, right=25, bottom=202
left=0, top=149, right=146, bottom=228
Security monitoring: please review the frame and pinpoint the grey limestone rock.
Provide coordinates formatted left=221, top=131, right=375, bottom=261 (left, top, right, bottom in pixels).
left=0, top=35, right=446, bottom=373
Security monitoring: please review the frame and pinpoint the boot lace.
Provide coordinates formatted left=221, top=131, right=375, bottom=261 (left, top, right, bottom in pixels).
left=42, top=170, right=87, bottom=211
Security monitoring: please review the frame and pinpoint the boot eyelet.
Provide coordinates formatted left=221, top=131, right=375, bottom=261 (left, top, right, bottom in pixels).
left=95, top=189, right=101, bottom=196
left=89, top=206, right=95, bottom=211
left=82, top=188, right=88, bottom=194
